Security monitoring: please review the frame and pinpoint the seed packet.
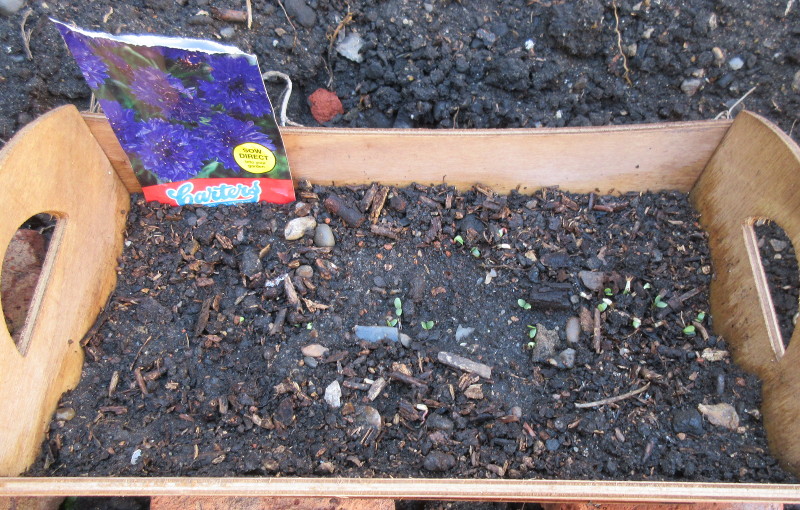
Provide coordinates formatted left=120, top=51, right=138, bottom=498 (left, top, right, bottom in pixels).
left=53, top=19, right=295, bottom=206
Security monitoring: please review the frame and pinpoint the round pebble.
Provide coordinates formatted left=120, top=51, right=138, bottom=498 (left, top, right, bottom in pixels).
left=565, top=316, right=581, bottom=343
left=296, top=265, right=314, bottom=279
left=220, top=26, right=235, bottom=39
left=284, top=216, right=316, bottom=240
left=314, top=223, right=335, bottom=247
left=728, top=56, right=744, bottom=70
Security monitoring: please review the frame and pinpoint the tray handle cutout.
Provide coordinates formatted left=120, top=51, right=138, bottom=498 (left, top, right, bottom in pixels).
left=691, top=110, right=800, bottom=475
left=0, top=106, right=129, bottom=476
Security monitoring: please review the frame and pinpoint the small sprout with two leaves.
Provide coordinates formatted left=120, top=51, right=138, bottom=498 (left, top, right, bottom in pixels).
left=695, top=311, right=706, bottom=322
left=518, top=298, right=532, bottom=310
left=421, top=320, right=435, bottom=330
left=527, top=325, right=538, bottom=339
left=394, top=297, right=403, bottom=316
left=653, top=294, right=668, bottom=309
left=604, top=288, right=614, bottom=296
left=306, top=322, right=313, bottom=330
left=525, top=340, right=536, bottom=350
left=471, top=247, right=481, bottom=258
left=631, top=317, right=642, bottom=329
left=453, top=235, right=465, bottom=246
left=683, top=324, right=697, bottom=336
left=597, top=298, right=613, bottom=312
left=387, top=318, right=399, bottom=327
left=643, top=282, right=652, bottom=290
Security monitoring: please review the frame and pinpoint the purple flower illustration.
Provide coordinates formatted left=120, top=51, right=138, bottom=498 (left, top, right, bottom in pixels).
left=199, top=56, right=271, bottom=117
left=130, top=66, right=192, bottom=113
left=132, top=118, right=198, bottom=182
left=57, top=27, right=109, bottom=88
left=197, top=113, right=275, bottom=171
left=99, top=99, right=140, bottom=147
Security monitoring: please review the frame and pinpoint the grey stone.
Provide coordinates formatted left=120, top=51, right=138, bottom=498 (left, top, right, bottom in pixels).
left=336, top=32, right=364, bottom=63
left=455, top=325, right=475, bottom=342
left=423, top=451, right=456, bottom=472
left=0, top=0, right=25, bottom=16
left=296, top=265, right=314, bottom=279
left=284, top=216, right=316, bottom=240
left=681, top=78, right=703, bottom=96
left=545, top=438, right=560, bottom=451
left=304, top=356, right=318, bottom=368
left=728, top=56, right=744, bottom=70
left=558, top=348, right=576, bottom=369
left=324, top=381, right=342, bottom=408
left=220, top=26, right=236, bottom=39
left=566, top=317, right=581, bottom=343
left=793, top=70, right=800, bottom=92
left=314, top=223, right=335, bottom=247
left=770, top=239, right=788, bottom=252
left=426, top=414, right=454, bottom=431
left=239, top=249, right=262, bottom=277
left=672, top=407, right=704, bottom=436
left=579, top=270, right=604, bottom=291
left=284, top=0, right=316, bottom=28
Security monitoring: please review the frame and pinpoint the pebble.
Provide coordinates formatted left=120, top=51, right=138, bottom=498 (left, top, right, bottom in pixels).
left=0, top=0, right=24, bottom=16
left=793, top=70, right=800, bottom=92
left=476, top=28, right=497, bottom=46
left=530, top=324, right=558, bottom=362
left=698, top=403, right=740, bottom=431
left=455, top=325, right=474, bottom=342
left=545, top=438, right=560, bottom=451
left=578, top=270, right=604, bottom=291
left=304, top=356, right=318, bottom=368
left=681, top=78, right=704, bottom=96
left=336, top=32, right=364, bottom=63
left=314, top=224, right=335, bottom=247
left=558, top=348, right=576, bottom=369
left=284, top=216, right=317, bottom=240
left=55, top=407, right=76, bottom=421
left=324, top=381, right=342, bottom=408
left=511, top=406, right=522, bottom=418
left=728, top=56, right=744, bottom=70
left=239, top=249, right=262, bottom=277
left=308, top=88, right=344, bottom=124
left=283, top=0, right=316, bottom=28
left=769, top=239, right=787, bottom=252
left=426, top=414, right=454, bottom=431
left=353, top=325, right=412, bottom=347
left=423, top=451, right=456, bottom=472
left=672, top=407, right=704, bottom=436
left=130, top=449, right=142, bottom=466
left=524, top=39, right=535, bottom=51
left=565, top=316, right=581, bottom=344
left=301, top=344, right=329, bottom=358
left=296, top=265, right=314, bottom=279
left=220, top=26, right=235, bottom=39
left=354, top=405, right=382, bottom=430
left=712, top=47, right=725, bottom=66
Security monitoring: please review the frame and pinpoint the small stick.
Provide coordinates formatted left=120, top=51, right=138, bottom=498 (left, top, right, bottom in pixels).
left=593, top=307, right=602, bottom=353
left=612, top=1, right=632, bottom=86
left=102, top=7, right=114, bottom=23
left=20, top=8, right=33, bottom=61
left=367, top=377, right=388, bottom=401
left=129, top=335, right=153, bottom=370
left=389, top=371, right=428, bottom=389
left=194, top=297, right=212, bottom=337
left=134, top=367, right=149, bottom=396
left=245, top=0, right=253, bottom=29
left=437, top=351, right=492, bottom=380
left=575, top=382, right=650, bottom=409
left=715, top=85, right=757, bottom=120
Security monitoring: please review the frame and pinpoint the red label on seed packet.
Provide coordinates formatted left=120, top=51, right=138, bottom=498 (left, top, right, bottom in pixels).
left=53, top=19, right=295, bottom=206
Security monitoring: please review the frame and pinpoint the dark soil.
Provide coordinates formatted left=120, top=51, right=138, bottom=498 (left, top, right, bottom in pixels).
left=29, top=183, right=797, bottom=483
left=1, top=0, right=800, bottom=140
left=755, top=220, right=800, bottom=349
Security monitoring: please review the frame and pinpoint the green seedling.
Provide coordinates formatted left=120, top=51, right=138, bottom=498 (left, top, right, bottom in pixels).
left=453, top=235, right=464, bottom=246
left=526, top=341, right=536, bottom=350
left=623, top=277, right=633, bottom=295
left=604, top=288, right=614, bottom=296
left=683, top=324, right=697, bottom=336
left=527, top=325, right=538, bottom=339
left=696, top=311, right=706, bottom=322
left=387, top=318, right=399, bottom=327
left=471, top=247, right=481, bottom=257
left=394, top=297, right=403, bottom=316
left=653, top=295, right=668, bottom=309
left=597, top=297, right=612, bottom=312
left=631, top=317, right=642, bottom=329
left=643, top=282, right=652, bottom=290
left=306, top=322, right=313, bottom=330
left=517, top=298, right=532, bottom=310
left=421, top=320, right=435, bottom=330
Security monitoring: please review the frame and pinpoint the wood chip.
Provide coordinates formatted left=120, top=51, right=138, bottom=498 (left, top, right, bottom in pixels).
left=367, top=377, right=388, bottom=401
left=437, top=351, right=492, bottom=380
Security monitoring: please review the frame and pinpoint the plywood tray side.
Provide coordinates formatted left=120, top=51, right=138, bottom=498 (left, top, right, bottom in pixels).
left=1, top=478, right=799, bottom=503
left=690, top=111, right=800, bottom=476
left=0, top=105, right=130, bottom=476
left=81, top=113, right=732, bottom=195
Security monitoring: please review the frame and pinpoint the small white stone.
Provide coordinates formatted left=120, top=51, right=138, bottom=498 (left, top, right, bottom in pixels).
left=524, top=39, right=535, bottom=51
left=729, top=56, right=744, bottom=70
left=284, top=216, right=317, bottom=241
left=324, top=381, right=342, bottom=408
left=131, top=449, right=142, bottom=465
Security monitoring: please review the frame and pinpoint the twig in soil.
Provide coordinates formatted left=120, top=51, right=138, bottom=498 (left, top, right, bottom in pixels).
left=130, top=335, right=154, bottom=370
left=275, top=0, right=298, bottom=43
left=367, top=377, right=388, bottom=401
left=786, top=0, right=795, bottom=16
left=211, top=8, right=248, bottom=23
left=715, top=85, right=757, bottom=120
left=20, top=8, right=33, bottom=61
left=262, top=71, right=303, bottom=127
left=134, top=367, right=148, bottom=396
left=102, top=7, right=113, bottom=23
left=270, top=308, right=287, bottom=336
left=437, top=351, right=492, bottom=380
left=389, top=371, right=428, bottom=389
left=324, top=10, right=354, bottom=88
left=575, top=382, right=650, bottom=409
left=245, top=0, right=252, bottom=29
left=194, top=297, right=212, bottom=337
left=612, top=1, right=632, bottom=86
left=593, top=307, right=602, bottom=353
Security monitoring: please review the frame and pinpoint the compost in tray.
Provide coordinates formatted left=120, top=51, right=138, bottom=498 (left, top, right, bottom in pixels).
left=30, top=182, right=798, bottom=482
